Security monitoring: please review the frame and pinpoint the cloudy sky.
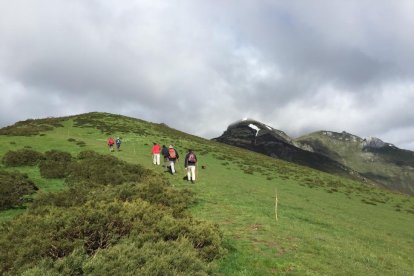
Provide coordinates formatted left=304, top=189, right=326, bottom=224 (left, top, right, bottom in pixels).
left=1, top=0, right=414, bottom=149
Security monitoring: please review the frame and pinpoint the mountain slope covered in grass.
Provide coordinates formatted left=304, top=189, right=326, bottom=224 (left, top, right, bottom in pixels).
left=1, top=112, right=413, bottom=275
left=295, top=131, right=414, bottom=195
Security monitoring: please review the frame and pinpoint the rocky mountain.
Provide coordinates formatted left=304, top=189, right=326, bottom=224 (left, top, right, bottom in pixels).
left=295, top=131, right=414, bottom=195
left=215, top=120, right=414, bottom=195
left=213, top=119, right=361, bottom=179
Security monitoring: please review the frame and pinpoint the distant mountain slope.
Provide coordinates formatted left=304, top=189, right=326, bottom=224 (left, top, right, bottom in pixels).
left=213, top=119, right=360, bottom=179
left=295, top=131, right=414, bottom=195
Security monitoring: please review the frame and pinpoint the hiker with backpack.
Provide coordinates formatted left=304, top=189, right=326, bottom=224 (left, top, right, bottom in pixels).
left=116, top=137, right=122, bottom=151
left=161, top=145, right=169, bottom=171
left=168, top=145, right=179, bottom=174
left=151, top=142, right=161, bottom=165
left=107, top=137, right=115, bottom=152
left=184, top=149, right=197, bottom=183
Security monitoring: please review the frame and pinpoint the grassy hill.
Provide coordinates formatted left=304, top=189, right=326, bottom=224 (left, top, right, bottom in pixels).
left=1, top=112, right=413, bottom=275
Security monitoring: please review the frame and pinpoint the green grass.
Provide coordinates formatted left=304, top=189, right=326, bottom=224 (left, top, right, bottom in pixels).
left=1, top=112, right=413, bottom=275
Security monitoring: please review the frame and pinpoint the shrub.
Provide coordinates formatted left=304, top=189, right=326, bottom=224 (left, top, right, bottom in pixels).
left=0, top=199, right=152, bottom=274
left=0, top=170, right=38, bottom=209
left=2, top=149, right=44, bottom=166
left=39, top=150, right=72, bottom=178
left=0, top=117, right=65, bottom=136
left=82, top=239, right=209, bottom=276
left=66, top=151, right=150, bottom=186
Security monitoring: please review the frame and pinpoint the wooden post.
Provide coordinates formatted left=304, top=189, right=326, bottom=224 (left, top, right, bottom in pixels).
left=275, top=189, right=278, bottom=221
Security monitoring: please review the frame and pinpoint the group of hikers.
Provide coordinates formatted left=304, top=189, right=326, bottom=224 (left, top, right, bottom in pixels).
left=106, top=137, right=198, bottom=183
left=107, top=137, right=122, bottom=152
left=152, top=143, right=198, bottom=183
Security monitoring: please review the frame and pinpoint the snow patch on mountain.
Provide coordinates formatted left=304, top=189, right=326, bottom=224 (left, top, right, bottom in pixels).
left=248, top=124, right=260, bottom=136
left=362, top=136, right=386, bottom=148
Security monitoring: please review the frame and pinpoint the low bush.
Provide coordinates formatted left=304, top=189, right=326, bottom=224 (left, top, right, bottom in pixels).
left=2, top=149, right=44, bottom=166
left=0, top=117, right=65, bottom=136
left=82, top=239, right=209, bottom=276
left=0, top=170, right=38, bottom=209
left=39, top=150, right=72, bottom=178
left=66, top=151, right=150, bottom=186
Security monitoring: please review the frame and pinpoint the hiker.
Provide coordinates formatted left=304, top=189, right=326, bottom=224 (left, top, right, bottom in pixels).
left=168, top=145, right=179, bottom=174
left=184, top=149, right=197, bottom=183
left=116, top=137, right=122, bottom=151
left=107, top=137, right=115, bottom=152
left=161, top=145, right=169, bottom=170
left=151, top=142, right=161, bottom=165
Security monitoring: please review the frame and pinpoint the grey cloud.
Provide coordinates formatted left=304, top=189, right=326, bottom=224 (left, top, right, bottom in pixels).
left=1, top=0, right=414, bottom=149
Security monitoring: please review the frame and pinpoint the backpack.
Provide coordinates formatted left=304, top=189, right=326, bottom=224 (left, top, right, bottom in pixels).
left=188, top=153, right=196, bottom=163
left=168, top=148, right=176, bottom=159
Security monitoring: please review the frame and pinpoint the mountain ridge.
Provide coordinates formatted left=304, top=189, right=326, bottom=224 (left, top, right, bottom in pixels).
left=215, top=119, right=414, bottom=195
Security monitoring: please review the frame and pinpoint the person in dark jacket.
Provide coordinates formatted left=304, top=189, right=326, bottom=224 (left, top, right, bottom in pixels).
left=168, top=145, right=179, bottom=174
left=116, top=137, right=122, bottom=151
left=184, top=149, right=197, bottom=183
left=161, top=145, right=169, bottom=171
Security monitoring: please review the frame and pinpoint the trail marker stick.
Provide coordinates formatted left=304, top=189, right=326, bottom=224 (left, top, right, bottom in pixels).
left=275, top=189, right=278, bottom=221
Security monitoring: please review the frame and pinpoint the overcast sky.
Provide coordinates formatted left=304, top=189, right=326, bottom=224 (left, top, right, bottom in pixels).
left=1, top=0, right=414, bottom=149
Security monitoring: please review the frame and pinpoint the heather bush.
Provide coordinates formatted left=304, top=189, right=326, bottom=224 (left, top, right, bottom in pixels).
left=0, top=199, right=154, bottom=274
left=66, top=151, right=150, bottom=186
left=2, top=149, right=44, bottom=166
left=0, top=117, right=64, bottom=136
left=39, top=150, right=72, bottom=178
left=82, top=239, right=209, bottom=276
left=0, top=170, right=38, bottom=209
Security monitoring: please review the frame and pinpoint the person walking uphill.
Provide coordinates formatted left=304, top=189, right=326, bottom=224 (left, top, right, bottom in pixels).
left=161, top=145, right=169, bottom=171
left=185, top=149, right=197, bottom=183
left=116, top=137, right=122, bottom=151
left=152, top=142, right=161, bottom=165
left=107, top=137, right=115, bottom=152
left=168, top=145, right=179, bottom=174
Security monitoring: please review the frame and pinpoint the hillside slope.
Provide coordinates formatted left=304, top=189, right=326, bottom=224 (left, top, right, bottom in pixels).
left=1, top=112, right=413, bottom=275
left=295, top=131, right=414, bottom=195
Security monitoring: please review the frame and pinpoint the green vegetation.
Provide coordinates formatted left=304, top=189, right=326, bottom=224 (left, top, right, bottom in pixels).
left=0, top=150, right=223, bottom=275
left=0, top=170, right=38, bottom=209
left=39, top=150, right=72, bottom=178
left=0, top=112, right=413, bottom=275
left=296, top=131, right=414, bottom=195
left=2, top=148, right=44, bottom=166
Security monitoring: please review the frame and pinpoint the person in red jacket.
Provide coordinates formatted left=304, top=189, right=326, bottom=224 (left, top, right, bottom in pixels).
left=151, top=142, right=161, bottom=165
left=107, top=137, right=115, bottom=152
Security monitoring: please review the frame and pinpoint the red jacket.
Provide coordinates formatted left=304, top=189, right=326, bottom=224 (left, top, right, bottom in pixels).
left=152, top=144, right=161, bottom=154
left=108, top=137, right=115, bottom=145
